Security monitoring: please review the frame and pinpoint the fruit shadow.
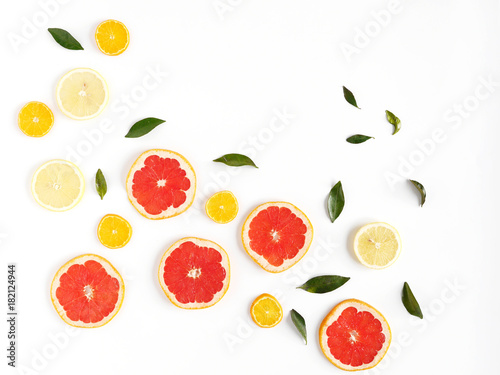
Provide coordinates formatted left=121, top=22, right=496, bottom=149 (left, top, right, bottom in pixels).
left=346, top=224, right=364, bottom=264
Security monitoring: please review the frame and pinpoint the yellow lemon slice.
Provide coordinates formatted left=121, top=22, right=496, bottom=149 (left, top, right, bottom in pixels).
left=32, top=160, right=85, bottom=211
left=353, top=222, right=402, bottom=269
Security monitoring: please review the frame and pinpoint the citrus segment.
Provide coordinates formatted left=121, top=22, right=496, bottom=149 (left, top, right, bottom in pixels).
left=353, top=222, right=401, bottom=269
left=250, top=293, right=283, bottom=328
left=205, top=190, right=238, bottom=224
left=126, top=149, right=196, bottom=219
left=158, top=237, right=230, bottom=309
left=56, top=68, right=109, bottom=120
left=242, top=202, right=313, bottom=272
left=50, top=254, right=125, bottom=328
left=97, top=214, right=132, bottom=249
left=95, top=20, right=130, bottom=56
left=31, top=159, right=85, bottom=211
left=18, top=101, right=54, bottom=137
left=319, top=299, right=391, bottom=371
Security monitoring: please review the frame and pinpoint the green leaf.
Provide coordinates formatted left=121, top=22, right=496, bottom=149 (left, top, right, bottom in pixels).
left=346, top=134, right=374, bottom=144
left=328, top=181, right=344, bottom=223
left=386, top=110, right=401, bottom=135
left=297, top=275, right=350, bottom=294
left=402, top=282, right=423, bottom=319
left=213, top=154, right=258, bottom=168
left=343, top=86, right=360, bottom=109
left=47, top=28, right=84, bottom=50
left=95, top=169, right=107, bottom=200
left=125, top=117, right=166, bottom=138
left=290, top=309, right=307, bottom=345
left=409, top=179, right=426, bottom=206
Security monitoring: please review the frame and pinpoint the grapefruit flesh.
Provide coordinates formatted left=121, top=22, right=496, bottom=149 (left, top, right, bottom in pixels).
left=158, top=238, right=230, bottom=309
left=242, top=202, right=313, bottom=272
left=319, top=299, right=391, bottom=371
left=50, top=254, right=124, bottom=328
left=126, top=149, right=196, bottom=219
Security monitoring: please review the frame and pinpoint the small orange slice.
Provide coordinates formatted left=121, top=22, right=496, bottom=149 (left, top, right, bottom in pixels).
left=97, top=214, right=132, bottom=249
left=95, top=20, right=130, bottom=56
left=18, top=101, right=54, bottom=137
left=205, top=191, right=239, bottom=224
left=250, top=293, right=283, bottom=328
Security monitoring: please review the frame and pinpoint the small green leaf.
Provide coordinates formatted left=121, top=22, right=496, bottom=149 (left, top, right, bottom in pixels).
left=291, top=309, right=307, bottom=345
left=346, top=134, right=374, bottom=144
left=328, top=181, right=344, bottom=223
left=213, top=153, right=258, bottom=168
left=297, top=275, right=350, bottom=294
left=386, top=110, right=401, bottom=135
left=125, top=117, right=166, bottom=138
left=409, top=179, right=426, bottom=206
left=95, top=169, right=107, bottom=200
left=402, top=282, right=423, bottom=319
left=343, top=86, right=360, bottom=109
left=47, top=28, right=84, bottom=50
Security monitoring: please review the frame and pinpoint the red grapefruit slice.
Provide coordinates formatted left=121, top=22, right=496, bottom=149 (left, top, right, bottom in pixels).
left=50, top=254, right=125, bottom=328
left=319, top=299, right=391, bottom=371
left=126, top=149, right=196, bottom=219
left=158, top=237, right=230, bottom=309
left=242, top=202, right=313, bottom=272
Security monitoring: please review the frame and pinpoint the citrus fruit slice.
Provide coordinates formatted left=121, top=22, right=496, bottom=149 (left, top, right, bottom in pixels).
left=18, top=101, right=54, bottom=137
left=31, top=159, right=85, bottom=211
left=95, top=20, right=130, bottom=56
left=353, top=222, right=402, bottom=269
left=205, top=190, right=238, bottom=224
left=319, top=299, right=391, bottom=371
left=50, top=254, right=125, bottom=328
left=56, top=68, right=109, bottom=120
left=97, top=214, right=132, bottom=249
left=242, top=202, right=313, bottom=272
left=250, top=293, right=283, bottom=328
left=126, top=149, right=196, bottom=220
left=158, top=237, right=230, bottom=309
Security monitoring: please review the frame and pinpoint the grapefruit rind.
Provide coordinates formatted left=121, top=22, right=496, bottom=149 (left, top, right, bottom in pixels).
left=250, top=293, right=283, bottom=328
left=97, top=214, right=133, bottom=249
left=158, top=237, right=230, bottom=309
left=50, top=254, right=125, bottom=328
left=126, top=149, right=197, bottom=220
left=319, top=299, right=391, bottom=372
left=241, top=202, right=313, bottom=273
left=353, top=222, right=402, bottom=269
left=31, top=159, right=85, bottom=212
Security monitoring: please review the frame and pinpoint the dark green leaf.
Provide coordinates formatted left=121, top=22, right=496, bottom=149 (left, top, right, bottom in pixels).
left=95, top=169, right=107, bottom=200
left=343, top=86, right=360, bottom=109
left=290, top=309, right=307, bottom=344
left=47, top=28, right=84, bottom=50
left=297, top=275, right=350, bottom=294
left=328, top=181, right=344, bottom=223
left=213, top=153, right=258, bottom=168
left=346, top=134, right=374, bottom=144
left=409, top=179, right=426, bottom=207
left=402, top=282, right=423, bottom=319
left=125, top=117, right=166, bottom=138
left=386, top=110, right=401, bottom=135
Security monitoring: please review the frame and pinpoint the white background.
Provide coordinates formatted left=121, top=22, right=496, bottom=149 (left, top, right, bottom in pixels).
left=1, top=0, right=500, bottom=374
